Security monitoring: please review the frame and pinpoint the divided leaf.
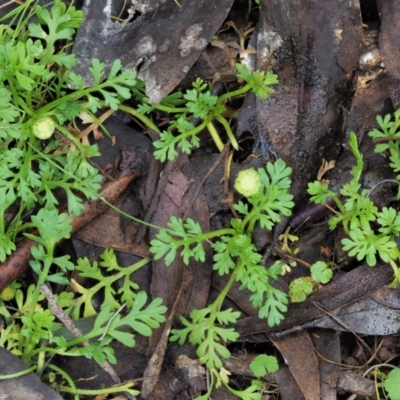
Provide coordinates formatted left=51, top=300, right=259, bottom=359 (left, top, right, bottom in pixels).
left=235, top=63, right=279, bottom=99
left=289, top=277, right=313, bottom=303
left=310, top=261, right=332, bottom=284
left=384, top=368, right=400, bottom=400
left=249, top=354, right=279, bottom=377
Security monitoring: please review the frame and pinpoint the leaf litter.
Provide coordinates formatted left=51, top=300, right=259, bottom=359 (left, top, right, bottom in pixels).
left=1, top=0, right=400, bottom=399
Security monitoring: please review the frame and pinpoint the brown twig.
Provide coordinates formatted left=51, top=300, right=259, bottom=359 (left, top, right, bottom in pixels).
left=141, top=285, right=183, bottom=398
left=40, top=284, right=122, bottom=384
left=40, top=284, right=137, bottom=400
left=373, top=136, right=400, bottom=144
left=309, top=299, right=371, bottom=354
left=0, top=0, right=27, bottom=10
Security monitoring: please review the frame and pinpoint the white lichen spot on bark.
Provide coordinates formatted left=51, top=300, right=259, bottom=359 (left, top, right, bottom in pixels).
left=136, top=35, right=157, bottom=55
left=257, top=28, right=283, bottom=67
left=129, top=0, right=155, bottom=15
left=179, top=23, right=207, bottom=57
left=159, top=38, right=171, bottom=53
left=141, top=73, right=163, bottom=104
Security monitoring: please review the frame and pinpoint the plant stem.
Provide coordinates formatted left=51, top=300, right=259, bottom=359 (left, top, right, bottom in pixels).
left=241, top=204, right=261, bottom=235
left=180, top=228, right=236, bottom=246
left=30, top=347, right=81, bottom=357
left=211, top=266, right=237, bottom=313
left=0, top=366, right=36, bottom=380
left=329, top=193, right=346, bottom=215
left=118, top=103, right=161, bottom=133
left=100, top=197, right=164, bottom=231
left=373, top=135, right=400, bottom=143
left=217, top=83, right=252, bottom=104
left=57, top=382, right=138, bottom=395
left=8, top=80, right=33, bottom=116
left=153, top=103, right=188, bottom=114
left=36, top=341, right=47, bottom=374
left=160, top=115, right=212, bottom=154
left=215, top=115, right=238, bottom=150
left=388, top=259, right=400, bottom=288
left=56, top=124, right=88, bottom=154
left=206, top=121, right=224, bottom=152
left=47, top=363, right=79, bottom=400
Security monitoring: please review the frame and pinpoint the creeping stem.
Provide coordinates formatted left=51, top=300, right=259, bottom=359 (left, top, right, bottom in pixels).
left=215, top=115, right=238, bottom=150
left=118, top=103, right=160, bottom=133
left=206, top=121, right=224, bottom=152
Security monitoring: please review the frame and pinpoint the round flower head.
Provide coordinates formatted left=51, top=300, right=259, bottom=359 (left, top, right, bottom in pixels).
left=0, top=287, right=15, bottom=301
left=234, top=168, right=262, bottom=197
left=32, top=117, right=56, bottom=140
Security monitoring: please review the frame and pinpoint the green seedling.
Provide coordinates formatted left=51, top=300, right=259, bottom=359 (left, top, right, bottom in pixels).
left=0, top=0, right=149, bottom=263
left=246, top=354, right=279, bottom=398
left=138, top=64, right=278, bottom=161
left=365, top=364, right=400, bottom=400
left=150, top=160, right=294, bottom=399
left=249, top=354, right=279, bottom=377
left=0, top=231, right=167, bottom=394
left=308, top=131, right=400, bottom=287
left=69, top=248, right=150, bottom=319
left=369, top=109, right=400, bottom=190
left=383, top=367, right=400, bottom=400
left=289, top=261, right=333, bottom=302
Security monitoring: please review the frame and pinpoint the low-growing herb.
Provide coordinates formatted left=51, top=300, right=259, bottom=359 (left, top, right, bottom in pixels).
left=249, top=354, right=279, bottom=377
left=139, top=64, right=278, bottom=161
left=383, top=367, right=400, bottom=400
left=150, top=160, right=294, bottom=399
left=9, top=2, right=400, bottom=399
left=289, top=261, right=333, bottom=302
left=0, top=0, right=148, bottom=264
left=308, top=131, right=400, bottom=287
left=0, top=239, right=167, bottom=394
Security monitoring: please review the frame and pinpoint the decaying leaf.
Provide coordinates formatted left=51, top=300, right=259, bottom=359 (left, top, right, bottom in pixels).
left=317, top=159, right=336, bottom=182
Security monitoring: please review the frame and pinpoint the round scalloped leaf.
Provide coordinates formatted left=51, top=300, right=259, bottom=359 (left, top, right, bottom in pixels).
left=384, top=368, right=400, bottom=400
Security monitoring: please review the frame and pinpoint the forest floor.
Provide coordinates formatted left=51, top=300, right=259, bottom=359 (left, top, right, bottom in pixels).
left=1, top=0, right=400, bottom=399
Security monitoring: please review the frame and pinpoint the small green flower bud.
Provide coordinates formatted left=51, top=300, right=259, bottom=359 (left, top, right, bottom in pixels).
left=32, top=117, right=55, bottom=140
left=234, top=168, right=262, bottom=197
left=0, top=287, right=15, bottom=301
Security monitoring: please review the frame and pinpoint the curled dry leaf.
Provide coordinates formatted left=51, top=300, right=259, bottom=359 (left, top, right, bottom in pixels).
left=316, top=159, right=336, bottom=182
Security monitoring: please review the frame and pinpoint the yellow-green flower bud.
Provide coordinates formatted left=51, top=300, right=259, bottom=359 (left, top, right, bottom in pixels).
left=234, top=168, right=262, bottom=197
left=0, top=287, right=15, bottom=301
left=32, top=117, right=55, bottom=140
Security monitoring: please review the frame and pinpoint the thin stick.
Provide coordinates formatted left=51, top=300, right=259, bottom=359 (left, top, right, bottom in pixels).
left=373, top=136, right=400, bottom=143
left=40, top=284, right=121, bottom=385
left=310, top=299, right=371, bottom=353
